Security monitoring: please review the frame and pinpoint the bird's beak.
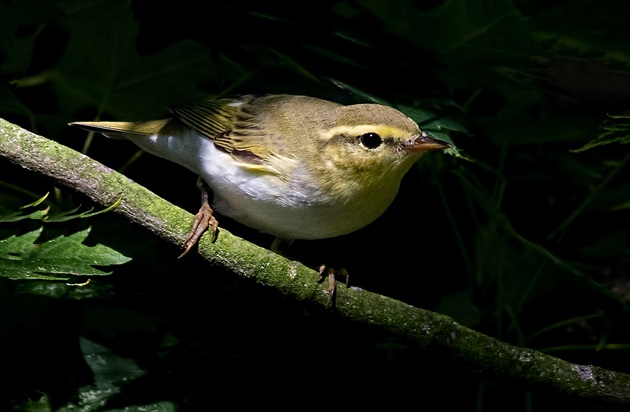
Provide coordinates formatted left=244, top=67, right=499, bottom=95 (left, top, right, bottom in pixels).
left=405, top=132, right=451, bottom=152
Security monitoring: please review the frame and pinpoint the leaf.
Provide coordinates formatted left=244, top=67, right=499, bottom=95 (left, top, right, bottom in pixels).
left=434, top=290, right=481, bottom=326
left=80, top=337, right=145, bottom=385
left=530, top=0, right=630, bottom=67
left=47, top=0, right=217, bottom=120
left=0, top=228, right=131, bottom=280
left=580, top=231, right=628, bottom=259
left=397, top=104, right=463, bottom=145
left=0, top=194, right=122, bottom=223
left=0, top=0, right=60, bottom=75
left=359, top=0, right=533, bottom=56
left=587, top=183, right=630, bottom=212
left=0, top=207, right=49, bottom=222
left=572, top=114, right=630, bottom=152
left=477, top=109, right=602, bottom=146
left=302, top=44, right=367, bottom=69
left=328, top=78, right=392, bottom=105
left=0, top=83, right=34, bottom=120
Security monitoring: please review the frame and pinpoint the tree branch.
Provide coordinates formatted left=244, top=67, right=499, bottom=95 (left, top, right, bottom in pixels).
left=1, top=118, right=629, bottom=407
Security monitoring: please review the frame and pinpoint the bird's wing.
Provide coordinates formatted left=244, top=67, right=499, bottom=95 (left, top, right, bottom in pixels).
left=71, top=97, right=293, bottom=175
left=171, top=98, right=284, bottom=173
left=71, top=100, right=238, bottom=143
left=170, top=100, right=238, bottom=151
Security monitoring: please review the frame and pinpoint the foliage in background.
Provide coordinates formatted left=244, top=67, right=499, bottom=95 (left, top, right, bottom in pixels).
left=0, top=192, right=129, bottom=280
left=1, top=0, right=629, bottom=410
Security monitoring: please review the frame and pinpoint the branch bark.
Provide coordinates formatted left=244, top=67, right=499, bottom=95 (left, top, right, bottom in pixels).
left=1, top=118, right=629, bottom=407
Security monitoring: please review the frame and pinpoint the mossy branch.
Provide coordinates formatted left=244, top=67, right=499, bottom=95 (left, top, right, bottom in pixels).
left=1, top=118, right=629, bottom=407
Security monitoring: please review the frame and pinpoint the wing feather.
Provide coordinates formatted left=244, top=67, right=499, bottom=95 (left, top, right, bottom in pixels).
left=170, top=101, right=236, bottom=144
left=171, top=99, right=276, bottom=169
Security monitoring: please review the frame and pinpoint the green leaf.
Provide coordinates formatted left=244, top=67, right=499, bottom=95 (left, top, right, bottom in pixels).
left=580, top=231, right=628, bottom=259
left=572, top=114, right=630, bottom=152
left=359, top=0, right=533, bottom=56
left=529, top=0, right=630, bottom=67
left=47, top=0, right=217, bottom=120
left=328, top=78, right=392, bottom=105
left=0, top=228, right=131, bottom=280
left=397, top=104, right=464, bottom=146
left=0, top=193, right=122, bottom=223
left=302, top=44, right=367, bottom=69
left=0, top=0, right=60, bottom=75
left=434, top=290, right=481, bottom=327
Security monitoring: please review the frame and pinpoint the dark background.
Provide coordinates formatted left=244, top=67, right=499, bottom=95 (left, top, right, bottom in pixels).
left=1, top=0, right=629, bottom=410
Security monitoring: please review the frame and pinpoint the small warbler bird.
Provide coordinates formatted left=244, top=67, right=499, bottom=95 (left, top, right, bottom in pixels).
left=70, top=94, right=449, bottom=265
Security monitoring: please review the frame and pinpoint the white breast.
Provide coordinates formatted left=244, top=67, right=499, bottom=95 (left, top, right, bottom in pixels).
left=128, top=129, right=399, bottom=240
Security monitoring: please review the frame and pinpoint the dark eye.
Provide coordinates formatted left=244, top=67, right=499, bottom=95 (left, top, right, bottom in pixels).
left=359, top=133, right=382, bottom=149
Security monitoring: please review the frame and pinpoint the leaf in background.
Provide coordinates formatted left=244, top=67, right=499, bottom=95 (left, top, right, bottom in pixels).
left=572, top=114, right=630, bottom=152
left=0, top=84, right=34, bottom=121
left=328, top=78, right=392, bottom=105
left=303, top=44, right=367, bottom=70
left=52, top=338, right=178, bottom=412
left=359, top=0, right=534, bottom=56
left=0, top=0, right=61, bottom=75
left=0, top=207, right=49, bottom=223
left=0, top=191, right=48, bottom=222
left=249, top=46, right=322, bottom=84
left=477, top=109, right=602, bottom=146
left=0, top=0, right=59, bottom=122
left=397, top=104, right=463, bottom=146
left=46, top=0, right=217, bottom=120
left=434, top=290, right=481, bottom=327
left=528, top=0, right=630, bottom=68
left=0, top=228, right=131, bottom=280
left=580, top=231, right=628, bottom=259
left=585, top=181, right=630, bottom=213
left=0, top=193, right=122, bottom=223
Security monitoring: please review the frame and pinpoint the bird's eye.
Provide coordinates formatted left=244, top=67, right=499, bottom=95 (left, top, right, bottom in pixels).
left=359, top=133, right=382, bottom=149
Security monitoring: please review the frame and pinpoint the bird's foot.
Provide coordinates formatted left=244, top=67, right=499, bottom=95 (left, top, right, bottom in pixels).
left=178, top=187, right=219, bottom=258
left=318, top=265, right=349, bottom=307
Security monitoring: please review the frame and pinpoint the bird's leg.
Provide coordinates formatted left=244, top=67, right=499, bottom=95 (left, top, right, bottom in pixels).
left=178, top=178, right=219, bottom=258
left=272, top=238, right=349, bottom=306
left=318, top=265, right=349, bottom=307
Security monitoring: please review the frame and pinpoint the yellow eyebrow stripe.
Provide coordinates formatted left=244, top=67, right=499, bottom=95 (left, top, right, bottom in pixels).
left=319, top=125, right=416, bottom=140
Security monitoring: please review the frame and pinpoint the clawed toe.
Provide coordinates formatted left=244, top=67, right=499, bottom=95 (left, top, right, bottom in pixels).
left=318, top=265, right=349, bottom=306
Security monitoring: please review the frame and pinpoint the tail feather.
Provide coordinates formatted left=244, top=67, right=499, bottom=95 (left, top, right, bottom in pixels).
left=69, top=119, right=171, bottom=137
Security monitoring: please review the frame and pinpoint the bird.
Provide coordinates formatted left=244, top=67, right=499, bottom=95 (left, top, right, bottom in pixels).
left=70, top=94, right=449, bottom=294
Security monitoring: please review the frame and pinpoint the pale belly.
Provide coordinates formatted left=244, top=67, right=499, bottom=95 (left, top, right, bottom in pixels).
left=210, top=182, right=395, bottom=240
left=129, top=131, right=400, bottom=240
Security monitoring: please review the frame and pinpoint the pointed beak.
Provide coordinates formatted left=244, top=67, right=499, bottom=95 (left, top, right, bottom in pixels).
left=405, top=132, right=451, bottom=152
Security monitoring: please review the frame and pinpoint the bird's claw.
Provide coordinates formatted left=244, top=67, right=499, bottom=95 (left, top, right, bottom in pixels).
left=318, top=265, right=349, bottom=307
left=178, top=201, right=219, bottom=258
